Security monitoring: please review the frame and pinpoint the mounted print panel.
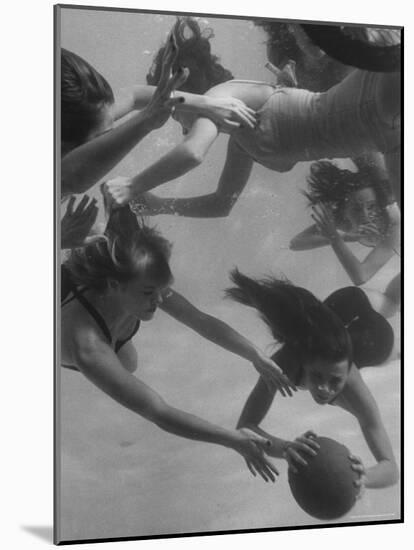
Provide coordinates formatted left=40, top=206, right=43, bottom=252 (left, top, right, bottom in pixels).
left=55, top=4, right=402, bottom=545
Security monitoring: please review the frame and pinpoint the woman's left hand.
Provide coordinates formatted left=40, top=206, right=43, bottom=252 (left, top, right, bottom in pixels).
left=142, top=33, right=190, bottom=130
left=349, top=454, right=367, bottom=499
left=61, top=195, right=104, bottom=249
left=311, top=203, right=339, bottom=241
left=202, top=96, right=258, bottom=131
left=252, top=353, right=297, bottom=396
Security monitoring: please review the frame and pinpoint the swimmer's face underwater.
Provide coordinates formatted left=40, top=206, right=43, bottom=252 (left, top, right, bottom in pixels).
left=115, top=276, right=168, bottom=321
left=343, top=186, right=382, bottom=231
left=302, top=358, right=350, bottom=405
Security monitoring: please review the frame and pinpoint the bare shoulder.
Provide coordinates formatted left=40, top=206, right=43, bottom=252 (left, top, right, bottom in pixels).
left=336, top=365, right=378, bottom=417
left=61, top=301, right=108, bottom=365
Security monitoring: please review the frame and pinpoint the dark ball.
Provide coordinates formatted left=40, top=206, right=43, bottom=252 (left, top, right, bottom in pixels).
left=288, top=436, right=359, bottom=520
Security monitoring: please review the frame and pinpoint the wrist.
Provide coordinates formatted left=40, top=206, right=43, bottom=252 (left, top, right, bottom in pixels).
left=179, top=94, right=208, bottom=114
left=328, top=230, right=341, bottom=243
left=223, top=430, right=244, bottom=450
left=249, top=346, right=263, bottom=364
left=133, top=108, right=161, bottom=132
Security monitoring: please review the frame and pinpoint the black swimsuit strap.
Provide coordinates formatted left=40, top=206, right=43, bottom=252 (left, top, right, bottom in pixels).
left=61, top=266, right=113, bottom=345
left=61, top=265, right=140, bottom=354
left=71, top=289, right=113, bottom=345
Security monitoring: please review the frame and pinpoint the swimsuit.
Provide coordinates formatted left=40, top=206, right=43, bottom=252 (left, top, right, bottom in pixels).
left=271, top=286, right=394, bottom=380
left=231, top=70, right=400, bottom=172
left=61, top=265, right=140, bottom=371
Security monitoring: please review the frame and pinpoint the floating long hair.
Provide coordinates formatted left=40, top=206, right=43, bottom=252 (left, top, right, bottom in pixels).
left=226, top=268, right=352, bottom=365
left=305, top=160, right=392, bottom=227
left=147, top=17, right=234, bottom=94
left=65, top=206, right=173, bottom=291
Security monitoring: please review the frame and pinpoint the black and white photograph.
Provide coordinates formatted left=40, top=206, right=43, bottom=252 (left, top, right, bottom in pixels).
left=55, top=4, right=402, bottom=545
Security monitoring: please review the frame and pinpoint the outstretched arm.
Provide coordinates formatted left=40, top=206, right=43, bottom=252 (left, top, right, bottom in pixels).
left=236, top=375, right=304, bottom=461
left=134, top=138, right=254, bottom=218
left=118, top=84, right=257, bottom=130
left=61, top=40, right=188, bottom=198
left=339, top=366, right=399, bottom=488
left=61, top=110, right=166, bottom=197
left=161, top=290, right=295, bottom=395
left=289, top=223, right=363, bottom=251
left=68, top=324, right=278, bottom=481
left=105, top=116, right=221, bottom=205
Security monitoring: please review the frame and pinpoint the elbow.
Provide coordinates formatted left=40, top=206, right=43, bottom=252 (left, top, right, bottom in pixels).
left=351, top=272, right=368, bottom=286
left=181, top=144, right=206, bottom=168
left=289, top=239, right=303, bottom=251
left=214, top=197, right=234, bottom=218
left=388, top=461, right=400, bottom=486
left=143, top=397, right=170, bottom=427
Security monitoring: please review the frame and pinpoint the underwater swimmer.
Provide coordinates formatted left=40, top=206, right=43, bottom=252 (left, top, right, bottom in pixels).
left=104, top=17, right=400, bottom=213
left=227, top=269, right=398, bottom=491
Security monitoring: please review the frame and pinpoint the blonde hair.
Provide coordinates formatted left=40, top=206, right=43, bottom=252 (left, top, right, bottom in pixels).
left=65, top=207, right=173, bottom=291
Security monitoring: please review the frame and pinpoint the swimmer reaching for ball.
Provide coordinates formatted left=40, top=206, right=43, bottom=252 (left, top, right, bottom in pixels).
left=226, top=269, right=398, bottom=491
left=61, top=206, right=296, bottom=481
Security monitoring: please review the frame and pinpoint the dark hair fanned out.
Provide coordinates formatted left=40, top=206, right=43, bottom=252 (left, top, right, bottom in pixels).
left=226, top=268, right=352, bottom=365
left=305, top=160, right=391, bottom=226
left=147, top=17, right=234, bottom=94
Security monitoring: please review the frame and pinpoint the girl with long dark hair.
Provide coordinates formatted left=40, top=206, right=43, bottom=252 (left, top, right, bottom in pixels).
left=226, top=269, right=398, bottom=490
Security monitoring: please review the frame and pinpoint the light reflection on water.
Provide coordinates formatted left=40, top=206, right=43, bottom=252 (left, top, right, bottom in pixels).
left=59, top=9, right=401, bottom=542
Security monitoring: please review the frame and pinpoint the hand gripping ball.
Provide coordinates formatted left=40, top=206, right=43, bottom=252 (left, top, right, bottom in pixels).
left=288, top=436, right=359, bottom=520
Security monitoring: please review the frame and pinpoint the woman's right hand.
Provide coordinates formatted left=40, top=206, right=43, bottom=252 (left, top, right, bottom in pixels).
left=234, top=428, right=279, bottom=482
left=283, top=430, right=320, bottom=474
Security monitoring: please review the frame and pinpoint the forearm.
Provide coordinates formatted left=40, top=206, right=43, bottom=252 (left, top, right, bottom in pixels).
left=77, top=347, right=238, bottom=449
left=129, top=144, right=201, bottom=196
left=290, top=233, right=331, bottom=250
left=237, top=377, right=276, bottom=428
left=61, top=111, right=157, bottom=196
left=329, top=234, right=368, bottom=285
left=152, top=193, right=232, bottom=218
left=364, top=459, right=399, bottom=488
left=155, top=404, right=238, bottom=449
left=243, top=424, right=291, bottom=459
left=193, top=314, right=261, bottom=362
left=130, top=85, right=212, bottom=116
